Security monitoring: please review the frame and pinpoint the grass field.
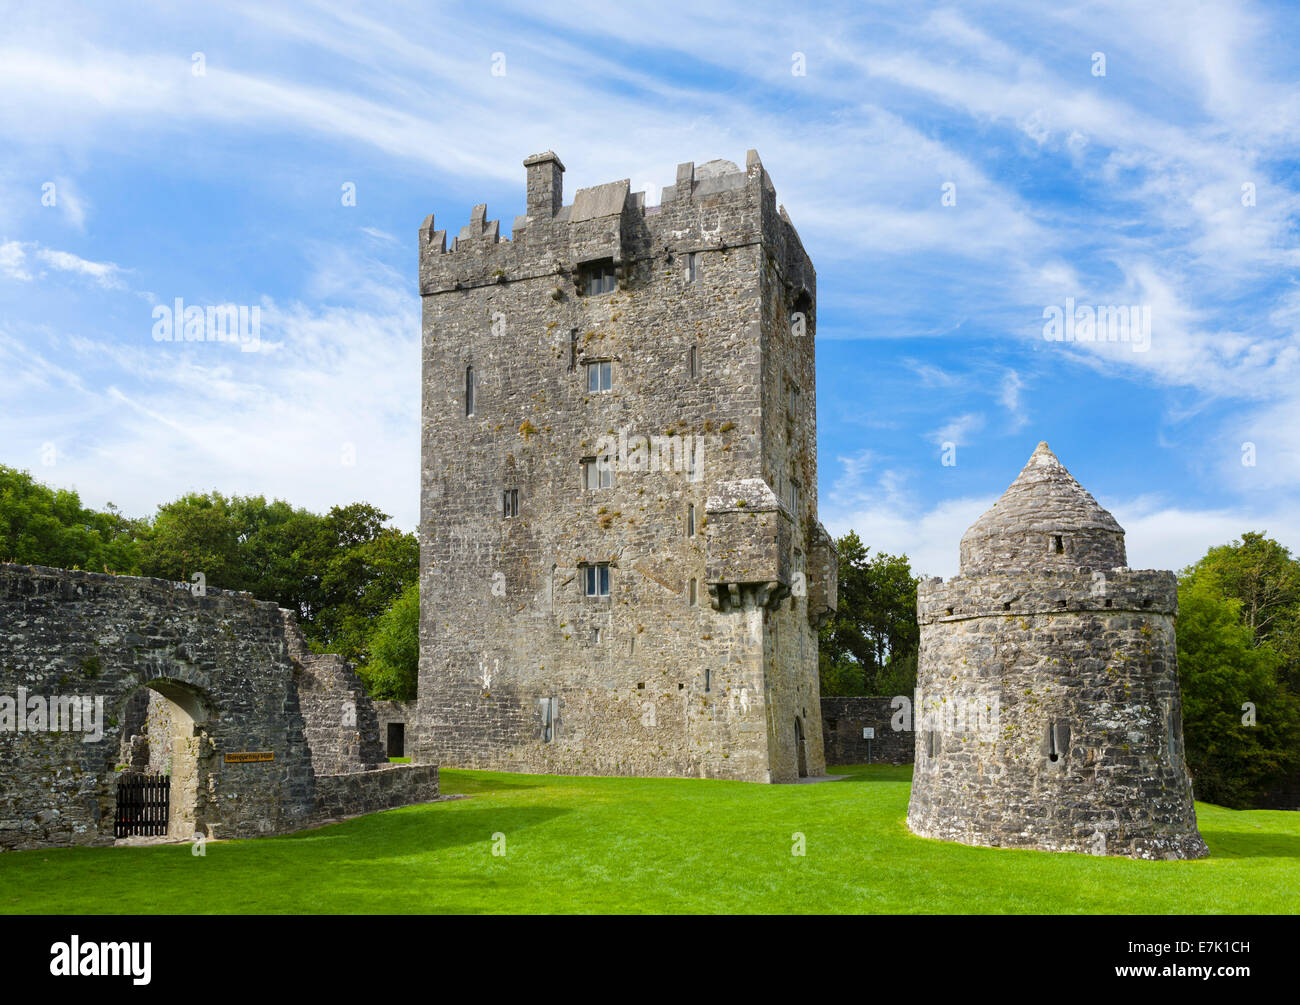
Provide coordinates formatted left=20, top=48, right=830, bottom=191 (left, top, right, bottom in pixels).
left=2, top=765, right=1296, bottom=914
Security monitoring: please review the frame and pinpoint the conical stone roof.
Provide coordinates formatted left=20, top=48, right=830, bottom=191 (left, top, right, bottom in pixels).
left=959, top=442, right=1126, bottom=574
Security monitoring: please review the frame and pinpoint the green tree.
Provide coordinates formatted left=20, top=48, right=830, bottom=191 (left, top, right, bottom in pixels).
left=136, top=492, right=418, bottom=670
left=1176, top=572, right=1300, bottom=808
left=1186, top=531, right=1300, bottom=691
left=137, top=490, right=244, bottom=587
left=818, top=531, right=919, bottom=695
left=359, top=581, right=420, bottom=700
left=0, top=465, right=143, bottom=573
left=308, top=503, right=419, bottom=666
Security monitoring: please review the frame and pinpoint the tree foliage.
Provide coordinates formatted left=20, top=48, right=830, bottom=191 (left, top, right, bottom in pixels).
left=0, top=465, right=144, bottom=574
left=1177, top=532, right=1300, bottom=806
left=1175, top=571, right=1300, bottom=808
left=359, top=580, right=420, bottom=701
left=818, top=531, right=919, bottom=696
left=1185, top=531, right=1300, bottom=691
left=0, top=468, right=417, bottom=691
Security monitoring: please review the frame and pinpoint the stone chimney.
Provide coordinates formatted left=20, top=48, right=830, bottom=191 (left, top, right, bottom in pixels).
left=523, top=151, right=565, bottom=218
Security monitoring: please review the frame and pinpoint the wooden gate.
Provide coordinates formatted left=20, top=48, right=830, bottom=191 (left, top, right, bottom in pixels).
left=114, top=773, right=170, bottom=837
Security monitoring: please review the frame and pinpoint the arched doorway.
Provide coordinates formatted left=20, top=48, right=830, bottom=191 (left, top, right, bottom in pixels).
left=794, top=716, right=808, bottom=778
left=112, top=678, right=213, bottom=841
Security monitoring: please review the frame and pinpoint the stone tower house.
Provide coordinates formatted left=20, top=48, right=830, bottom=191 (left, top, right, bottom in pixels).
left=907, top=443, right=1207, bottom=858
left=415, top=151, right=837, bottom=782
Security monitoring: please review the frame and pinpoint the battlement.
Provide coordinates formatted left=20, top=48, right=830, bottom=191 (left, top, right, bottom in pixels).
left=417, top=149, right=813, bottom=300
left=917, top=567, right=1177, bottom=624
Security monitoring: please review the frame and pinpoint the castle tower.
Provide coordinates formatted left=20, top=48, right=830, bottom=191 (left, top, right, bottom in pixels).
left=907, top=443, right=1207, bottom=858
left=415, top=151, right=837, bottom=782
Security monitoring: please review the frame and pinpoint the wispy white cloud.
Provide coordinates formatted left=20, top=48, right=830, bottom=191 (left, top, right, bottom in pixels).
left=1, top=255, right=420, bottom=526
left=931, top=412, right=985, bottom=448
left=0, top=0, right=1296, bottom=554
left=34, top=247, right=124, bottom=289
left=50, top=176, right=88, bottom=230
left=998, top=370, right=1027, bottom=430
left=0, top=241, right=31, bottom=281
left=0, top=241, right=124, bottom=289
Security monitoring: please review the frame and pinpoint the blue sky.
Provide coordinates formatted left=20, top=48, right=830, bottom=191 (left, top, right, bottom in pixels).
left=2, top=1, right=1297, bottom=577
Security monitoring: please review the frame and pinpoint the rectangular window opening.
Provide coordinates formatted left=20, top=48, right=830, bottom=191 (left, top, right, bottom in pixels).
left=502, top=488, right=519, bottom=518
left=582, top=260, right=617, bottom=296
left=541, top=697, right=555, bottom=743
left=582, top=457, right=613, bottom=490
left=583, top=563, right=610, bottom=598
left=585, top=360, right=613, bottom=393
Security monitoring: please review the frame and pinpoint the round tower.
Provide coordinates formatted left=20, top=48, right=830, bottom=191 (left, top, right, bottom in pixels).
left=907, top=443, right=1207, bottom=859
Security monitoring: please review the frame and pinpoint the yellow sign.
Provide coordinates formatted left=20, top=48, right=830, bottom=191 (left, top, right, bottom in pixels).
left=224, top=751, right=275, bottom=763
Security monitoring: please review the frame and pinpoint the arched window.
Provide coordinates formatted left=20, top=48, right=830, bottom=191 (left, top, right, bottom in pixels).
left=465, top=366, right=475, bottom=416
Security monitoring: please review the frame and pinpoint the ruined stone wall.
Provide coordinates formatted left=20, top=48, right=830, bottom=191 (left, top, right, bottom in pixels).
left=416, top=152, right=831, bottom=781
left=373, top=699, right=416, bottom=757
left=0, top=565, right=436, bottom=852
left=0, top=565, right=316, bottom=849
left=281, top=613, right=385, bottom=775
left=820, top=697, right=914, bottom=765
left=313, top=763, right=440, bottom=821
left=908, top=569, right=1206, bottom=859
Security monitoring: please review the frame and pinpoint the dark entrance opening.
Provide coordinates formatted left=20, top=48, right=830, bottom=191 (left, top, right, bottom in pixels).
left=387, top=722, right=406, bottom=758
left=794, top=717, right=808, bottom=778
left=114, top=774, right=170, bottom=837
left=111, top=679, right=212, bottom=843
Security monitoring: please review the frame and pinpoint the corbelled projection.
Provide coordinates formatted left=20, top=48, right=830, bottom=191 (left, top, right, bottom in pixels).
left=907, top=443, right=1207, bottom=859
left=416, top=151, right=836, bottom=782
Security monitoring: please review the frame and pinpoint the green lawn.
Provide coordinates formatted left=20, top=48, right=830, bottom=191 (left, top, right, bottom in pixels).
left=2, top=765, right=1296, bottom=913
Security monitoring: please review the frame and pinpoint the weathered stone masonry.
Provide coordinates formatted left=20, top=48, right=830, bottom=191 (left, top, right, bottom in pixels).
left=906, top=444, right=1207, bottom=859
left=417, top=151, right=836, bottom=782
left=0, top=564, right=438, bottom=852
left=820, top=697, right=914, bottom=766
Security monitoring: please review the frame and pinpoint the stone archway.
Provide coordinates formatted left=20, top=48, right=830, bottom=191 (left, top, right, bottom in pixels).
left=112, top=677, right=214, bottom=842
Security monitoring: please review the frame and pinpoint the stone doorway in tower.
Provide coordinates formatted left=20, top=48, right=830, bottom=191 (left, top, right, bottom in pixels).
left=114, top=678, right=214, bottom=842
left=794, top=716, right=808, bottom=778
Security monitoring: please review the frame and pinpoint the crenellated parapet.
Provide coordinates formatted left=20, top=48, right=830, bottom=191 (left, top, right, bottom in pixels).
left=417, top=149, right=813, bottom=304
